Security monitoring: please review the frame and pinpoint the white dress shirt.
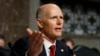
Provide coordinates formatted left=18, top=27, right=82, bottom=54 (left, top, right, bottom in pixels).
left=43, top=38, right=56, bottom=56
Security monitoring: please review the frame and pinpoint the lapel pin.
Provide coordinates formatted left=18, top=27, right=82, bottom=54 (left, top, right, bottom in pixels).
left=61, top=49, right=64, bottom=52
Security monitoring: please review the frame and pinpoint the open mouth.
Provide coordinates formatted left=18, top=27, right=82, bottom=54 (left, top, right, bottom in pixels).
left=55, top=28, right=62, bottom=32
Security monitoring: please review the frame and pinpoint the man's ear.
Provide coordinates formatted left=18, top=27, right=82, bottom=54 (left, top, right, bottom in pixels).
left=36, top=18, right=43, bottom=28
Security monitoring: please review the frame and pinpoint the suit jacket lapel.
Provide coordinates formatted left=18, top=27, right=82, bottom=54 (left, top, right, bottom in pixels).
left=55, top=40, right=65, bottom=56
left=55, top=40, right=61, bottom=56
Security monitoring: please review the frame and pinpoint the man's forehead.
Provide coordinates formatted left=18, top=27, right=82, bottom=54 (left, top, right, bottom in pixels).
left=37, top=3, right=62, bottom=18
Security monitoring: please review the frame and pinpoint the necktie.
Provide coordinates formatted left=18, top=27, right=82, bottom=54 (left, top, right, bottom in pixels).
left=49, top=45, right=55, bottom=56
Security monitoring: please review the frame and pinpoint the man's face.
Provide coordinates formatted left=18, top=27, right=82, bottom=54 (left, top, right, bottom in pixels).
left=0, top=39, right=5, bottom=47
left=41, top=6, right=64, bottom=38
left=66, top=41, right=74, bottom=50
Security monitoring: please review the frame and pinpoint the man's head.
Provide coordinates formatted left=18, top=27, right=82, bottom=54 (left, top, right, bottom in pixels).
left=36, top=3, right=64, bottom=39
left=0, top=34, right=5, bottom=47
left=61, top=38, right=75, bottom=50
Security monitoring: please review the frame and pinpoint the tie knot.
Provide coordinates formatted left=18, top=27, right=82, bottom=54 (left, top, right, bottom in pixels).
left=49, top=45, right=55, bottom=51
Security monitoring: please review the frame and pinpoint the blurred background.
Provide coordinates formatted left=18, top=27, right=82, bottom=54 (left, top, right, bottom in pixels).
left=0, top=0, right=100, bottom=52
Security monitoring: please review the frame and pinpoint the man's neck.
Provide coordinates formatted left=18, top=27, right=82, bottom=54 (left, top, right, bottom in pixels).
left=43, top=35, right=56, bottom=44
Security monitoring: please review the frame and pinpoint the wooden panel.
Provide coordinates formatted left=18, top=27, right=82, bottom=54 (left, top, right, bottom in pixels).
left=0, top=0, right=29, bottom=46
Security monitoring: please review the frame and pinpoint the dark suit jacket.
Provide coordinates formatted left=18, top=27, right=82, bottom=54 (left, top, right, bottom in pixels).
left=10, top=36, right=71, bottom=56
left=39, top=40, right=71, bottom=56
left=0, top=47, right=11, bottom=56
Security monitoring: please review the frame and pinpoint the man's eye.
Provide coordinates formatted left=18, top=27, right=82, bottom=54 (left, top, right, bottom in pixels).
left=52, top=16, right=57, bottom=18
left=60, top=16, right=63, bottom=19
left=51, top=16, right=57, bottom=19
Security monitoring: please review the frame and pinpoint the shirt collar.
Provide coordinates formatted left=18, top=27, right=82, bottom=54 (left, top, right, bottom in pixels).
left=43, top=38, right=56, bottom=50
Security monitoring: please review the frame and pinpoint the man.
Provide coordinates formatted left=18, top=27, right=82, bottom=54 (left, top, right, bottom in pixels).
left=26, top=3, right=71, bottom=56
left=0, top=34, right=11, bottom=56
left=10, top=3, right=71, bottom=56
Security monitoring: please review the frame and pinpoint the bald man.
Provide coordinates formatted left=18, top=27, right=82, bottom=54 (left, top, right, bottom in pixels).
left=26, top=3, right=71, bottom=56
left=10, top=3, right=72, bottom=56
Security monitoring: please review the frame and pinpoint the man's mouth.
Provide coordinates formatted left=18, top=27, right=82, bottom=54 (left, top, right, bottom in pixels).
left=55, top=28, right=62, bottom=32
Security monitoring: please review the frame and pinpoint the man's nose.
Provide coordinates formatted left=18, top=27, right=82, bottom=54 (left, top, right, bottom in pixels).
left=57, top=18, right=63, bottom=25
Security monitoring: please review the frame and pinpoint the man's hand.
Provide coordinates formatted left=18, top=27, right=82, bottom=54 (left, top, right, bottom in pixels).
left=26, top=28, right=44, bottom=56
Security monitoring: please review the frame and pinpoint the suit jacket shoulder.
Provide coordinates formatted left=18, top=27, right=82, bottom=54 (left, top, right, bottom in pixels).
left=10, top=36, right=29, bottom=56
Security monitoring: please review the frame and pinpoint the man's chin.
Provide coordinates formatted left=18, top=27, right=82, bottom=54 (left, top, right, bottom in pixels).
left=55, top=34, right=62, bottom=37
